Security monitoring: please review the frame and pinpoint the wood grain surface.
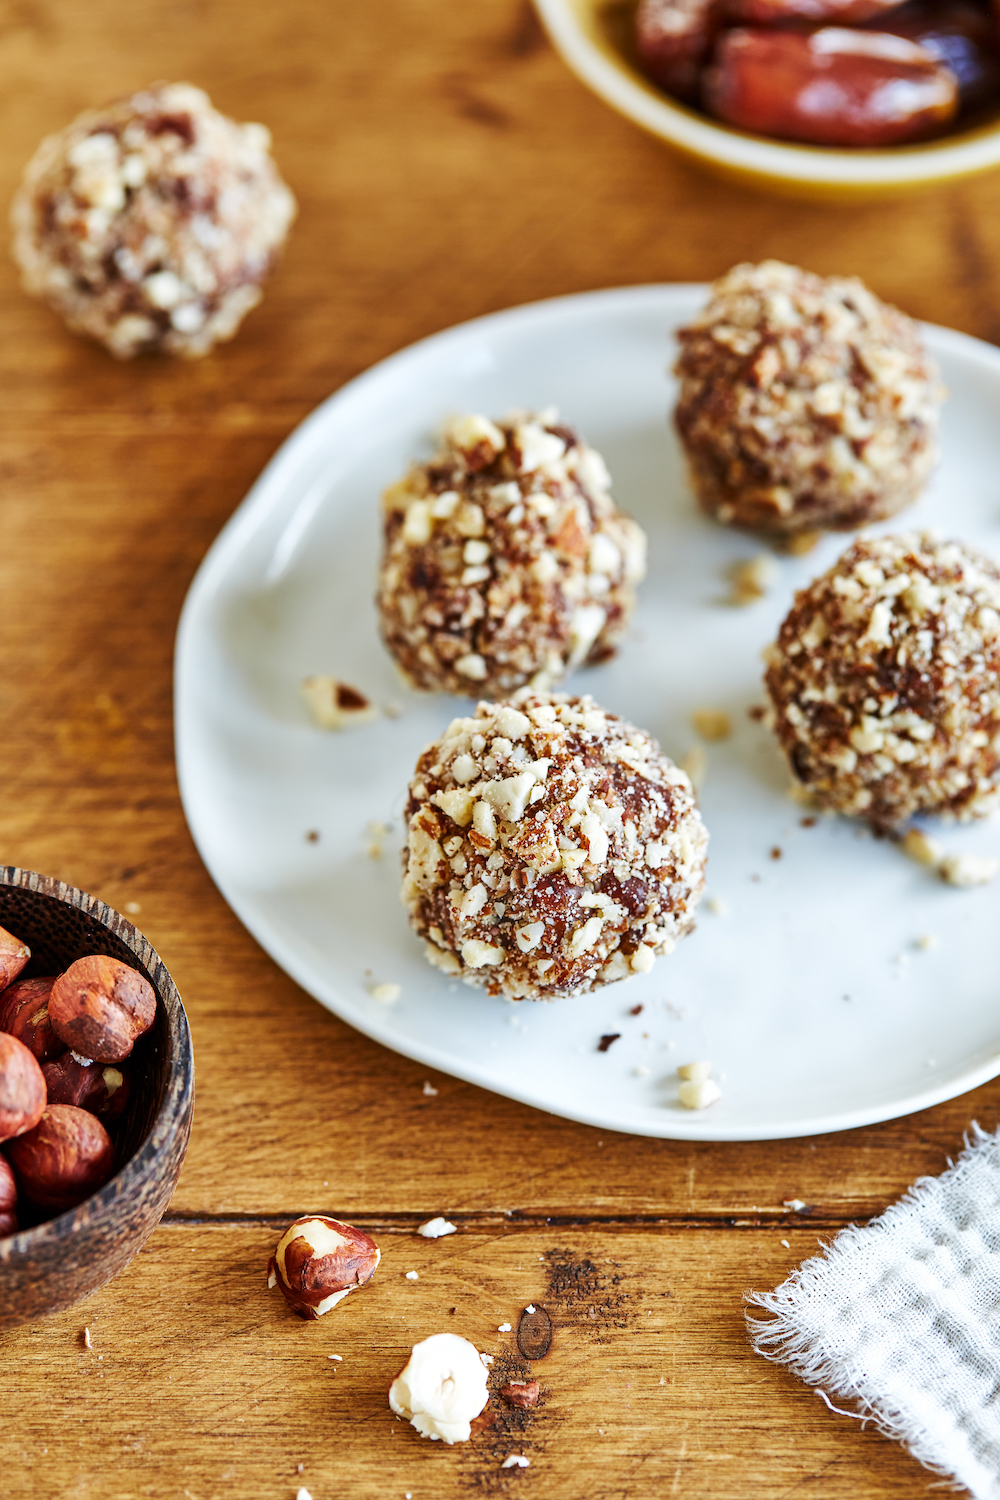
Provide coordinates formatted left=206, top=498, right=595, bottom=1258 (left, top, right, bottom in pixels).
left=1, top=0, right=999, bottom=1494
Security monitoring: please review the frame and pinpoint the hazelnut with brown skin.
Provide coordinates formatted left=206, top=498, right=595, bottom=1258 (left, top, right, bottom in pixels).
left=6, top=1105, right=114, bottom=1211
left=0, top=1155, right=18, bottom=1236
left=42, top=1054, right=129, bottom=1120
left=267, top=1215, right=381, bottom=1319
left=49, top=955, right=156, bottom=1064
left=0, top=1032, right=47, bottom=1143
left=0, top=923, right=31, bottom=991
left=0, top=976, right=65, bottom=1062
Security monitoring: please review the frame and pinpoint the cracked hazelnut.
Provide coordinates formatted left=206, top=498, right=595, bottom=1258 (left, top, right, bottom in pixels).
left=267, top=1215, right=381, bottom=1319
left=0, top=922, right=31, bottom=990
left=6, top=1104, right=114, bottom=1210
left=0, top=1155, right=17, bottom=1236
left=49, top=955, right=156, bottom=1064
left=0, top=1032, right=47, bottom=1143
left=0, top=976, right=65, bottom=1062
left=42, top=1054, right=130, bottom=1119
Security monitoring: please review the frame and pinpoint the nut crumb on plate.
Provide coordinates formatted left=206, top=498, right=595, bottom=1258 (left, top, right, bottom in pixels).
left=706, top=896, right=729, bottom=916
left=367, top=982, right=401, bottom=1004
left=301, top=676, right=378, bottom=730
left=691, top=708, right=732, bottom=742
left=678, top=1059, right=712, bottom=1082
left=939, top=853, right=999, bottom=887
left=728, top=553, right=778, bottom=605
left=377, top=411, right=646, bottom=697
left=901, top=828, right=943, bottom=867
left=680, top=743, right=707, bottom=792
left=678, top=1077, right=721, bottom=1109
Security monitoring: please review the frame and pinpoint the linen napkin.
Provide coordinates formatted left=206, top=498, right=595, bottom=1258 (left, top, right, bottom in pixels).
left=746, top=1126, right=1000, bottom=1498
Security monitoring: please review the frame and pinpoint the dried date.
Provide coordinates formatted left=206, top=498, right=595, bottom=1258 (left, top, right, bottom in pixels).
left=703, top=27, right=959, bottom=145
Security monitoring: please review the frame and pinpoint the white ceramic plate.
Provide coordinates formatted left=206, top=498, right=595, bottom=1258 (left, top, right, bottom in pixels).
left=176, top=286, right=1000, bottom=1141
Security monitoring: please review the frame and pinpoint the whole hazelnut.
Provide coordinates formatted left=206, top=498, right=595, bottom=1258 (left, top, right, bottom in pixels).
left=42, top=1054, right=130, bottom=1119
left=0, top=1032, right=47, bottom=1143
left=0, top=976, right=65, bottom=1062
left=6, top=1104, right=114, bottom=1210
left=267, top=1215, right=381, bottom=1319
left=49, top=955, right=156, bottom=1064
left=0, top=1155, right=17, bottom=1236
left=0, top=922, right=31, bottom=990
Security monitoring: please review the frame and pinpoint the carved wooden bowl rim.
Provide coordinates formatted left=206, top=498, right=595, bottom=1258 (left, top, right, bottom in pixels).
left=0, top=866, right=194, bottom=1256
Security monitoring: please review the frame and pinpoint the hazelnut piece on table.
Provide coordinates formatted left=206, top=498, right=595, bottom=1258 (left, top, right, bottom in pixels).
left=389, top=1332, right=490, bottom=1443
left=267, top=1216, right=381, bottom=1319
left=0, top=922, right=31, bottom=991
left=0, top=976, right=64, bottom=1062
left=0, top=1032, right=47, bottom=1143
left=48, top=955, right=156, bottom=1064
left=6, top=1104, right=114, bottom=1210
left=42, top=1054, right=130, bottom=1119
left=0, top=1155, right=18, bottom=1236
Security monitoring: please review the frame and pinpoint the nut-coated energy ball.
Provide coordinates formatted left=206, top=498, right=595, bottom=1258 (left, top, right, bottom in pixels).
left=377, top=411, right=647, bottom=697
left=11, top=82, right=296, bottom=358
left=674, top=261, right=942, bottom=537
left=403, top=690, right=708, bottom=1000
left=765, top=533, right=1000, bottom=828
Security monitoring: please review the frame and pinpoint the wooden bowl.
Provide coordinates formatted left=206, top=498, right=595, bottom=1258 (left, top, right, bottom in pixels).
left=534, top=0, right=1000, bottom=200
left=0, top=868, right=194, bottom=1329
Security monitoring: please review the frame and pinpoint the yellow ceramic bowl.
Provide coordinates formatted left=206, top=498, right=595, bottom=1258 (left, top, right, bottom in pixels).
left=533, top=0, right=1000, bottom=199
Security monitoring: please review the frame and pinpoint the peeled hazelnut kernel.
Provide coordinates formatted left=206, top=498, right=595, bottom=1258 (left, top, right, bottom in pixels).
left=0, top=1032, right=47, bottom=1143
left=42, top=1054, right=130, bottom=1120
left=49, top=955, right=156, bottom=1064
left=6, top=1104, right=114, bottom=1210
left=0, top=976, right=65, bottom=1062
left=0, top=923, right=31, bottom=990
left=0, top=1155, right=18, bottom=1236
left=267, top=1215, right=381, bottom=1319
left=389, top=1332, right=490, bottom=1443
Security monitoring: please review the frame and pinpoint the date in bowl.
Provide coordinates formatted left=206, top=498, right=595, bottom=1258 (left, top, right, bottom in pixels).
left=0, top=868, right=194, bottom=1329
left=534, top=0, right=1000, bottom=197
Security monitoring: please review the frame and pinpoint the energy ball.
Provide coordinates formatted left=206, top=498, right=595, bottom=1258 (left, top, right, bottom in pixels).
left=11, top=82, right=296, bottom=358
left=377, top=411, right=647, bottom=697
left=765, top=533, right=1000, bottom=828
left=402, top=690, right=708, bottom=1000
left=674, top=261, right=942, bottom=537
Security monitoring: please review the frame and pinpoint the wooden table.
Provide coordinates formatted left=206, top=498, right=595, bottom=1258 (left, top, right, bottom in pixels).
left=2, top=2, right=999, bottom=1494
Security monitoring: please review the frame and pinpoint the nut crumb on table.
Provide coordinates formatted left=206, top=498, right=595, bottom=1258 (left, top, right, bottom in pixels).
left=301, top=676, right=379, bottom=730
left=389, top=1333, right=489, bottom=1443
left=417, top=1216, right=456, bottom=1238
left=402, top=689, right=707, bottom=1000
left=377, top=411, right=646, bottom=697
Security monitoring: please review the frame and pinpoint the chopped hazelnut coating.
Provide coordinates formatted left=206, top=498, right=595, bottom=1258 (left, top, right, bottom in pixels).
left=402, top=689, right=707, bottom=1000
left=377, top=412, right=647, bottom=697
left=674, top=261, right=942, bottom=536
left=12, top=82, right=296, bottom=358
left=765, top=533, right=1000, bottom=828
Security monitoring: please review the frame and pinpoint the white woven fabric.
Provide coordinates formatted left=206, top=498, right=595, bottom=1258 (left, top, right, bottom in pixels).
left=747, top=1127, right=1000, bottom=1498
